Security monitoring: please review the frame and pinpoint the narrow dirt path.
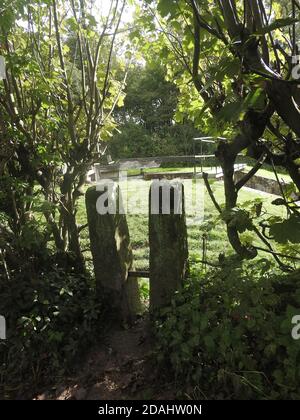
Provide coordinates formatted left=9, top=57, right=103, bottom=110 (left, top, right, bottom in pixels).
left=35, top=318, right=175, bottom=400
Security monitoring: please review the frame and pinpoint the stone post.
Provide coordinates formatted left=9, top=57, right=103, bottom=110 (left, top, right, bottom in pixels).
left=85, top=182, right=141, bottom=323
left=149, top=180, right=189, bottom=312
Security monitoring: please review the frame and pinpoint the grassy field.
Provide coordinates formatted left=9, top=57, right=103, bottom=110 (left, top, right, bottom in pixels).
left=127, top=166, right=197, bottom=177
left=128, top=164, right=292, bottom=183
left=77, top=178, right=287, bottom=277
left=244, top=165, right=292, bottom=183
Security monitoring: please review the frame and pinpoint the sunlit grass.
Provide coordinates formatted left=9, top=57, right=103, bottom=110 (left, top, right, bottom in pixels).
left=77, top=178, right=287, bottom=276
left=244, top=165, right=292, bottom=183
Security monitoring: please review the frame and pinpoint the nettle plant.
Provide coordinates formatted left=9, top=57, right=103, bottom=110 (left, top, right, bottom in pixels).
left=155, top=262, right=300, bottom=399
left=136, top=0, right=300, bottom=270
left=0, top=0, right=129, bottom=270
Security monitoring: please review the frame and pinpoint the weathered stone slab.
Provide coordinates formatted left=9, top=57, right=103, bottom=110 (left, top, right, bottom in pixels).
left=85, top=182, right=140, bottom=323
left=234, top=171, right=293, bottom=196
left=149, top=180, right=189, bottom=312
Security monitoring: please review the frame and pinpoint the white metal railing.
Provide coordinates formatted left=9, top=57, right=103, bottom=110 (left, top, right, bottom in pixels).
left=193, top=136, right=245, bottom=175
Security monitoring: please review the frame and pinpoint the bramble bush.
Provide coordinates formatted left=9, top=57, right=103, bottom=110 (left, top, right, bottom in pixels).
left=0, top=241, right=103, bottom=399
left=155, top=260, right=300, bottom=400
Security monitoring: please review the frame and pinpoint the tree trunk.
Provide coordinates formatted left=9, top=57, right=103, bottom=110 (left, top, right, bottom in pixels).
left=60, top=170, right=85, bottom=272
left=215, top=109, right=271, bottom=259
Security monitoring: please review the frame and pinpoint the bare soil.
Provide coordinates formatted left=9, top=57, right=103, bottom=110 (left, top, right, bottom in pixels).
left=34, top=317, right=176, bottom=400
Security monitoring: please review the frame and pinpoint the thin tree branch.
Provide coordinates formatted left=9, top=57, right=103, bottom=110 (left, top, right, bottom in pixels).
left=235, top=153, right=267, bottom=191
left=203, top=172, right=222, bottom=214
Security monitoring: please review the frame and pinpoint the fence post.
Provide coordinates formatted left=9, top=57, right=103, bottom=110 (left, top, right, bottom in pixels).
left=85, top=183, right=141, bottom=323
left=149, top=180, right=189, bottom=312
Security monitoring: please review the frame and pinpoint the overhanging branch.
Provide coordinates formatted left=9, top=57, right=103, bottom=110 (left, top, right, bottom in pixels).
left=235, top=152, right=267, bottom=191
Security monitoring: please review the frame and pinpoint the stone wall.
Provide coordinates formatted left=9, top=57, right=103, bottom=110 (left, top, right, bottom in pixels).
left=234, top=171, right=292, bottom=196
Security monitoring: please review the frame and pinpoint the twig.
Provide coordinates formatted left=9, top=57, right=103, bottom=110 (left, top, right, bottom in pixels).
left=271, top=158, right=291, bottom=216
left=202, top=234, right=208, bottom=272
left=235, top=153, right=267, bottom=191
left=255, top=245, right=300, bottom=263
left=252, top=224, right=294, bottom=270
left=200, top=260, right=221, bottom=268
left=202, top=172, right=222, bottom=214
left=0, top=248, right=11, bottom=281
left=78, top=223, right=88, bottom=233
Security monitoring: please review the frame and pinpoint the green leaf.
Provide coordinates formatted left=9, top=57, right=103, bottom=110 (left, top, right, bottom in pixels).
left=222, top=208, right=253, bottom=233
left=243, top=88, right=266, bottom=111
left=217, top=101, right=244, bottom=123
left=157, top=0, right=178, bottom=18
left=204, top=335, right=215, bottom=351
left=270, top=216, right=300, bottom=244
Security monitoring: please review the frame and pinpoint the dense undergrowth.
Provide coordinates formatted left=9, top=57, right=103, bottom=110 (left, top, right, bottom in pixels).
left=0, top=234, right=104, bottom=399
left=155, top=260, right=300, bottom=400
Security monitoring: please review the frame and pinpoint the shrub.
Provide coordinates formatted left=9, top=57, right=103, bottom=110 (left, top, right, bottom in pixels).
left=155, top=260, right=300, bottom=399
left=0, top=254, right=103, bottom=399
